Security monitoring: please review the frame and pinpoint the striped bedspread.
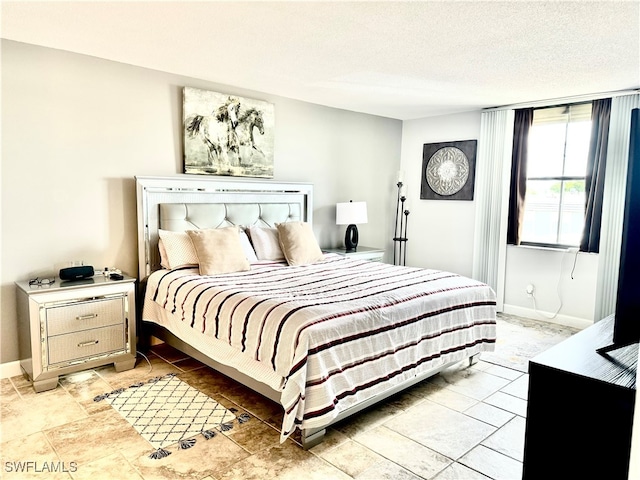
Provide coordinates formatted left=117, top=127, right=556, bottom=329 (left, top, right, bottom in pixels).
left=145, top=254, right=497, bottom=441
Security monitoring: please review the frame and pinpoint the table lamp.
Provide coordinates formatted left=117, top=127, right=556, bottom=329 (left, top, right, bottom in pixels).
left=336, top=201, right=368, bottom=251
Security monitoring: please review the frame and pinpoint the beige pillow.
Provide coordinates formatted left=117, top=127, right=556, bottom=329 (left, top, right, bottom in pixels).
left=276, top=222, right=324, bottom=266
left=187, top=227, right=250, bottom=275
left=158, top=229, right=198, bottom=269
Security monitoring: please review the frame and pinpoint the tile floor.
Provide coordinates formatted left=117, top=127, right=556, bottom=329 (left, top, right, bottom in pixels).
left=0, top=315, right=577, bottom=480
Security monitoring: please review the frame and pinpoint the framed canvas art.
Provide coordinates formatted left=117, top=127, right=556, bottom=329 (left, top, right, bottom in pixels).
left=183, top=87, right=275, bottom=178
left=420, top=140, right=477, bottom=200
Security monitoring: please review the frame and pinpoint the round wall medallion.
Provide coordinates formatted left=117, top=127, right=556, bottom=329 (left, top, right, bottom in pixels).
left=425, top=146, right=470, bottom=196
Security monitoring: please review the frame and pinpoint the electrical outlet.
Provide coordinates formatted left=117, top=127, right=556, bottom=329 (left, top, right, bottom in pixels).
left=526, top=284, right=535, bottom=296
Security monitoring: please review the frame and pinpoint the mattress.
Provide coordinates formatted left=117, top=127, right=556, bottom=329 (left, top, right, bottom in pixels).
left=142, top=254, right=497, bottom=441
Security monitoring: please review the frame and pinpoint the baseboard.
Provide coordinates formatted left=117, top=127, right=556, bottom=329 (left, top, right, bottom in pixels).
left=0, top=361, right=22, bottom=380
left=502, top=304, right=593, bottom=330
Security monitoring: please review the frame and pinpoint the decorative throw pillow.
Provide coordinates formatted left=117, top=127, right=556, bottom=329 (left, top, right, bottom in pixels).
left=276, top=222, right=324, bottom=266
left=187, top=226, right=250, bottom=275
left=247, top=226, right=285, bottom=261
left=238, top=229, right=259, bottom=263
left=158, top=238, right=170, bottom=269
left=158, top=229, right=198, bottom=269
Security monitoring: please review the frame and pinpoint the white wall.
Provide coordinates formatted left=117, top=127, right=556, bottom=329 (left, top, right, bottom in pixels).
left=503, top=246, right=598, bottom=328
left=0, top=40, right=402, bottom=364
left=399, top=111, right=482, bottom=277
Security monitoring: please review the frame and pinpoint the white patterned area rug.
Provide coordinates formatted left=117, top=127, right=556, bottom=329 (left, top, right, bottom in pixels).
left=94, top=373, right=250, bottom=459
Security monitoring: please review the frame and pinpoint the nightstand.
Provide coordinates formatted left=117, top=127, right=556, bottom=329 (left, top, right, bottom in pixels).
left=324, top=246, right=385, bottom=262
left=16, top=274, right=137, bottom=392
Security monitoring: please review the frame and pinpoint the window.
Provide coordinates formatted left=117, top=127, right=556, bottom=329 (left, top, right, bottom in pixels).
left=520, top=103, right=592, bottom=247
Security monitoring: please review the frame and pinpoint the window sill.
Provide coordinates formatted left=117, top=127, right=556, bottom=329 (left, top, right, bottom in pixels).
left=508, top=244, right=596, bottom=255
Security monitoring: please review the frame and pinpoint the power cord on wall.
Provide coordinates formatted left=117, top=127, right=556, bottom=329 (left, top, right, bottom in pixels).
left=529, top=247, right=579, bottom=320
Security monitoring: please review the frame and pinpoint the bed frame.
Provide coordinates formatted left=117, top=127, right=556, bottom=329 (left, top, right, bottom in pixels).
left=135, top=174, right=478, bottom=448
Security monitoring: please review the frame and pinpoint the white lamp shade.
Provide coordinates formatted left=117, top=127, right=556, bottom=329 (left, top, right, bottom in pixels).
left=336, top=201, right=368, bottom=225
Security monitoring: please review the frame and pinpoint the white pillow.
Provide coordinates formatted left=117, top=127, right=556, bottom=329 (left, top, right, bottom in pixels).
left=247, top=226, right=285, bottom=261
left=158, top=229, right=198, bottom=269
left=239, top=229, right=259, bottom=263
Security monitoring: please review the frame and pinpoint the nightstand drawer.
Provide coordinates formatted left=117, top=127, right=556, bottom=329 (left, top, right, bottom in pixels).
left=324, top=246, right=385, bottom=262
left=47, top=324, right=125, bottom=365
left=46, top=296, right=125, bottom=336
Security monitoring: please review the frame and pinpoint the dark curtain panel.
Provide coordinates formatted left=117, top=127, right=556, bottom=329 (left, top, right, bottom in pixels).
left=580, top=98, right=611, bottom=253
left=507, top=108, right=534, bottom=245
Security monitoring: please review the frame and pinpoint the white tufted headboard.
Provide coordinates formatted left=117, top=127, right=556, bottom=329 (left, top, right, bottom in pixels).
left=135, top=175, right=313, bottom=279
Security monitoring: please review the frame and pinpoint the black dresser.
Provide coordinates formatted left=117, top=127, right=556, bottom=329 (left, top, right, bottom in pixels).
left=522, top=315, right=637, bottom=480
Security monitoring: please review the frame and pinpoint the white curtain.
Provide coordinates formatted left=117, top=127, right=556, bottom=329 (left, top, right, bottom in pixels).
left=472, top=109, right=515, bottom=309
left=594, top=93, right=640, bottom=321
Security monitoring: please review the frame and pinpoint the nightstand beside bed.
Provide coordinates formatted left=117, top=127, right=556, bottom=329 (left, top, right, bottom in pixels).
left=323, top=246, right=385, bottom=262
left=16, top=274, right=137, bottom=392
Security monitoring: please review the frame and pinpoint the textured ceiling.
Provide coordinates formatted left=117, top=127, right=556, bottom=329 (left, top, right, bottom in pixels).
left=2, top=1, right=639, bottom=120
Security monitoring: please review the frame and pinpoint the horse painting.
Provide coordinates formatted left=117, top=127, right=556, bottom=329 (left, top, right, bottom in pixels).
left=185, top=96, right=242, bottom=167
left=183, top=87, right=274, bottom=178
left=236, top=107, right=266, bottom=163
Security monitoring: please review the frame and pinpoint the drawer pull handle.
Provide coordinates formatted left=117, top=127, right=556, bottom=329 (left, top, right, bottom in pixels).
left=78, top=340, right=99, bottom=347
left=76, top=314, right=98, bottom=321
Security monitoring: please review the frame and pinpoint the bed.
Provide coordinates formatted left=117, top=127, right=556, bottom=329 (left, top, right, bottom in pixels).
left=136, top=175, right=497, bottom=448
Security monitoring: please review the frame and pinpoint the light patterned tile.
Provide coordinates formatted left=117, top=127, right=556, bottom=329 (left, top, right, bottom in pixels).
left=217, top=440, right=351, bottom=480
left=484, top=364, right=524, bottom=381
left=469, top=360, right=493, bottom=372
left=318, top=439, right=383, bottom=477
left=433, top=462, right=492, bottom=480
left=439, top=368, right=511, bottom=401
left=355, top=458, right=423, bottom=480
left=0, top=431, right=70, bottom=479
left=1, top=386, right=88, bottom=443
left=131, top=431, right=250, bottom=480
left=459, top=444, right=523, bottom=480
left=70, top=452, right=142, bottom=480
left=1, top=378, right=21, bottom=409
left=384, top=400, right=496, bottom=459
left=484, top=391, right=528, bottom=417
left=481, top=416, right=526, bottom=462
left=420, top=386, right=478, bottom=412
left=331, top=400, right=404, bottom=439
left=500, top=374, right=529, bottom=400
left=175, top=368, right=239, bottom=399
left=94, top=354, right=180, bottom=390
left=464, top=402, right=515, bottom=428
left=59, top=371, right=115, bottom=415
left=45, top=409, right=150, bottom=466
left=354, top=426, right=452, bottom=479
left=226, top=417, right=281, bottom=454
left=308, top=427, right=350, bottom=455
left=220, top=384, right=284, bottom=428
left=10, top=373, right=32, bottom=389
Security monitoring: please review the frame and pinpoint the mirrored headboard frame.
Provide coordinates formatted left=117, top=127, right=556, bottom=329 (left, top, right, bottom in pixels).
left=135, top=175, right=313, bottom=279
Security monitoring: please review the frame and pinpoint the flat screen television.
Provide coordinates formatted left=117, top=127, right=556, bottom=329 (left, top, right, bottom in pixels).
left=598, top=107, right=640, bottom=353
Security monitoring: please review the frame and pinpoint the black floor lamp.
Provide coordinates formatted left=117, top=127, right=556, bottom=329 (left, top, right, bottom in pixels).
left=393, top=180, right=409, bottom=266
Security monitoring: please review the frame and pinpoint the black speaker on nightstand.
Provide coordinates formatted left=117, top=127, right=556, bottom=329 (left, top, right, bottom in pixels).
left=59, top=265, right=94, bottom=281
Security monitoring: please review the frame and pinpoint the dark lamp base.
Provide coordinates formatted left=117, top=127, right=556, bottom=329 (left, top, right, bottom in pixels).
left=345, top=224, right=359, bottom=250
